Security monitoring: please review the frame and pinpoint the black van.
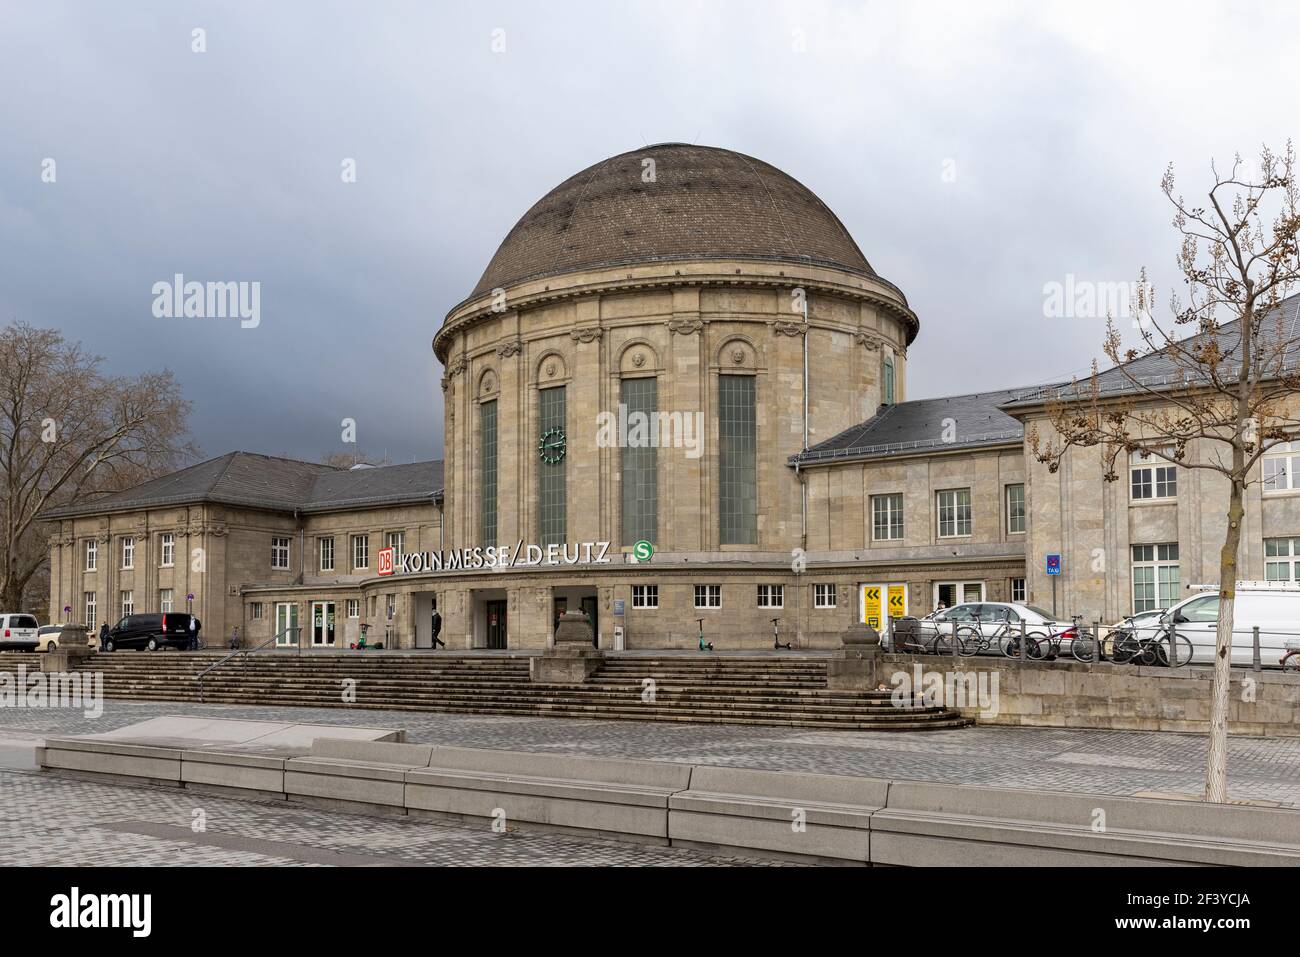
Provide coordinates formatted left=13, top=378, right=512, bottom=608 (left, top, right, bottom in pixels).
left=103, top=613, right=200, bottom=652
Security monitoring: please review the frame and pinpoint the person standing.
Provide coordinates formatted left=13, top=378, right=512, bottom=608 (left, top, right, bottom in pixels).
left=188, top=615, right=199, bottom=651
left=431, top=608, right=445, bottom=649
left=98, top=621, right=109, bottom=650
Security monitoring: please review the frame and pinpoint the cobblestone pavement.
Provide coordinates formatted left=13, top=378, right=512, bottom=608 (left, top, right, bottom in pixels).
left=1, top=698, right=1298, bottom=806
left=0, top=764, right=776, bottom=867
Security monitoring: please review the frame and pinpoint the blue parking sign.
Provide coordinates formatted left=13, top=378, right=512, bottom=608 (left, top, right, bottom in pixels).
left=1046, top=553, right=1061, bottom=576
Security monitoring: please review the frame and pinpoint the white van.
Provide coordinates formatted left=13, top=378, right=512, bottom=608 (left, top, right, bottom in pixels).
left=0, top=613, right=40, bottom=651
left=1165, top=582, right=1300, bottom=667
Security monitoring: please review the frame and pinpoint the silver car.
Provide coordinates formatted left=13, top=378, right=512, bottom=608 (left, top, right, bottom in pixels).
left=917, top=602, right=1080, bottom=656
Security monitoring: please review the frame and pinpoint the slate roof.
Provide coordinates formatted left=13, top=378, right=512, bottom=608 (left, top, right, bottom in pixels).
left=466, top=143, right=897, bottom=303
left=791, top=390, right=1025, bottom=466
left=1003, top=292, right=1300, bottom=408
left=39, top=452, right=444, bottom=520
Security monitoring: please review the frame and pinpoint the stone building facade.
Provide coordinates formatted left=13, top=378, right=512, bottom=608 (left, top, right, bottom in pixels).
left=40, top=144, right=1300, bottom=650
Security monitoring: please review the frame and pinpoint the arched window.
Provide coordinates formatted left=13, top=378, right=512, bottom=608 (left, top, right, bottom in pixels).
left=479, top=399, right=498, bottom=543
left=538, top=386, right=566, bottom=546
left=718, top=374, right=757, bottom=545
left=620, top=377, right=657, bottom=544
left=883, top=354, right=896, bottom=406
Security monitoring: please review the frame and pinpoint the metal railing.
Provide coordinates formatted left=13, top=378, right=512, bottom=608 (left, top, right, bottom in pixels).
left=196, top=626, right=301, bottom=702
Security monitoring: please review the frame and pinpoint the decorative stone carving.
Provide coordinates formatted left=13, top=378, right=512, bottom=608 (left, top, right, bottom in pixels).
left=545, top=362, right=557, bottom=377
left=854, top=331, right=883, bottom=351
left=446, top=355, right=467, bottom=378
left=480, top=372, right=497, bottom=396
left=496, top=339, right=522, bottom=358
left=773, top=320, right=807, bottom=337
left=667, top=318, right=704, bottom=335
left=631, top=352, right=646, bottom=368
left=569, top=326, right=603, bottom=344
left=730, top=348, right=746, bottom=365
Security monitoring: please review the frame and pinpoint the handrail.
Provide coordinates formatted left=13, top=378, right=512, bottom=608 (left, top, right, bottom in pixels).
left=196, top=626, right=301, bottom=702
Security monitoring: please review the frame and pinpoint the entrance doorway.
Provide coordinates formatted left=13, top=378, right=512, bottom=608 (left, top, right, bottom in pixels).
left=485, top=600, right=507, bottom=649
left=275, top=602, right=299, bottom=647
left=551, top=587, right=599, bottom=647
left=311, top=601, right=336, bottom=646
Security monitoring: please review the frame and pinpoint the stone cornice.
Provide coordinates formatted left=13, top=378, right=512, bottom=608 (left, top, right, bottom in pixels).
left=435, top=259, right=918, bottom=362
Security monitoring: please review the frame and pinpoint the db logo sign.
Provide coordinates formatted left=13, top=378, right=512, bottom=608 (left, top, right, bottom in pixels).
left=377, top=547, right=395, bottom=576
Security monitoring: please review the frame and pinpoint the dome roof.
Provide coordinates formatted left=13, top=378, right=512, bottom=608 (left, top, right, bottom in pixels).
left=467, top=143, right=880, bottom=300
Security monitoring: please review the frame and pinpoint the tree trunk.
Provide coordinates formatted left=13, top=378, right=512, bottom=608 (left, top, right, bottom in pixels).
left=1204, top=481, right=1244, bottom=803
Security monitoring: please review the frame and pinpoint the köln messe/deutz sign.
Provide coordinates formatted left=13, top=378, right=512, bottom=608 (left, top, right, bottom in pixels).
left=377, top=541, right=616, bottom=576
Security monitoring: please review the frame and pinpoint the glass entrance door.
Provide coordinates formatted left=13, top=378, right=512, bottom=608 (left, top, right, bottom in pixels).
left=311, top=601, right=336, bottom=646
left=275, top=602, right=299, bottom=647
left=486, top=600, right=507, bottom=649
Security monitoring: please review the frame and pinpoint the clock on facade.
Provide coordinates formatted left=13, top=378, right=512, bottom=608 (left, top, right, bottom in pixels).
left=538, top=428, right=566, bottom=464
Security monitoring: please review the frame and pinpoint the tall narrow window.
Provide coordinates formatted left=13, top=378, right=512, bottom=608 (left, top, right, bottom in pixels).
left=481, top=399, right=498, bottom=544
left=883, top=355, right=895, bottom=406
left=538, top=386, right=566, bottom=547
left=1006, top=484, right=1025, bottom=534
left=352, top=534, right=369, bottom=570
left=871, top=493, right=904, bottom=540
left=1131, top=543, right=1179, bottom=612
left=719, top=375, right=757, bottom=545
left=85, top=540, right=97, bottom=572
left=160, top=532, right=175, bottom=567
left=84, top=593, right=97, bottom=630
left=620, top=377, right=657, bottom=544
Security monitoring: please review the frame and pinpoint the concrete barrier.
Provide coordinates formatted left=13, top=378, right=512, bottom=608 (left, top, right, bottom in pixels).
left=872, top=780, right=1300, bottom=866
left=284, top=739, right=436, bottom=810
left=669, top=765, right=886, bottom=864
left=406, top=746, right=692, bottom=841
left=35, top=718, right=1300, bottom=865
left=39, top=737, right=183, bottom=786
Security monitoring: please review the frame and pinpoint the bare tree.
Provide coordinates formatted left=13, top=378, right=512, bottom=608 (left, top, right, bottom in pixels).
left=0, top=322, right=196, bottom=612
left=1030, top=143, right=1300, bottom=803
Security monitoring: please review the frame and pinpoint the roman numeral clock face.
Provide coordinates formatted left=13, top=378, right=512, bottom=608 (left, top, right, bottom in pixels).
left=538, top=427, right=566, bottom=464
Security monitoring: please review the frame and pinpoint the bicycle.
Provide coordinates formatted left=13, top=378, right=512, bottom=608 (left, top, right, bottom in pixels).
left=1109, top=617, right=1193, bottom=667
left=1282, top=646, right=1300, bottom=671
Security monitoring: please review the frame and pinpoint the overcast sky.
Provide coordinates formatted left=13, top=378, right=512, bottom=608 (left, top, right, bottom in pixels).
left=2, top=0, right=1296, bottom=464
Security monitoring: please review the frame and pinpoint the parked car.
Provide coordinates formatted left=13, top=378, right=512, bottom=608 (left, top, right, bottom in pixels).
left=1163, top=583, right=1300, bottom=667
left=36, top=624, right=100, bottom=652
left=916, top=602, right=1079, bottom=655
left=102, top=613, right=201, bottom=652
left=0, top=613, right=40, bottom=651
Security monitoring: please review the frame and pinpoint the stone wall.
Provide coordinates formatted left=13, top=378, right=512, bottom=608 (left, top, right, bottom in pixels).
left=881, top=653, right=1300, bottom=736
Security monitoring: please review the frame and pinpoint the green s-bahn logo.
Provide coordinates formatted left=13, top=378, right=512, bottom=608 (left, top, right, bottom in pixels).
left=632, top=540, right=654, bottom=562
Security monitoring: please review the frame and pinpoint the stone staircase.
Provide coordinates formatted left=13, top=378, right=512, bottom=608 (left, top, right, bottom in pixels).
left=0, top=650, right=970, bottom=731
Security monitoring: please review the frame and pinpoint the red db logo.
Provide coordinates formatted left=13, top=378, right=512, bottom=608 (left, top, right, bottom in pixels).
left=377, top=547, right=394, bottom=576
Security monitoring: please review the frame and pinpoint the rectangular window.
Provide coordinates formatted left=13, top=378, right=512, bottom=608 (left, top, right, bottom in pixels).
left=1263, top=441, right=1300, bottom=493
left=1006, top=484, right=1025, bottom=534
left=352, top=535, right=368, bottom=570
left=620, top=377, right=658, bottom=545
left=1264, top=537, right=1300, bottom=581
left=159, top=589, right=173, bottom=613
left=936, top=581, right=985, bottom=608
left=346, top=599, right=360, bottom=618
left=694, top=584, right=722, bottom=609
left=84, top=592, right=97, bottom=631
left=250, top=602, right=264, bottom=620
left=936, top=488, right=972, bottom=538
left=319, top=536, right=335, bottom=572
left=121, top=537, right=134, bottom=569
left=631, top=584, right=659, bottom=609
left=814, top=584, right=837, bottom=609
left=386, top=594, right=396, bottom=619
left=481, top=398, right=498, bottom=544
left=272, top=537, right=291, bottom=570
left=385, top=531, right=404, bottom=555
left=85, top=540, right=97, bottom=572
left=883, top=355, right=895, bottom=405
left=1011, top=577, right=1026, bottom=603
left=539, top=386, right=567, bottom=547
left=1130, top=449, right=1177, bottom=501
left=120, top=590, right=133, bottom=617
left=756, top=584, right=784, bottom=608
left=719, top=375, right=757, bottom=545
left=160, top=532, right=174, bottom=567
left=871, top=493, right=904, bottom=541
left=1131, top=543, right=1180, bottom=612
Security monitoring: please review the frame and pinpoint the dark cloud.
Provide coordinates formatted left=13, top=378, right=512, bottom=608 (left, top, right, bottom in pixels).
left=2, top=1, right=1295, bottom=461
